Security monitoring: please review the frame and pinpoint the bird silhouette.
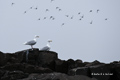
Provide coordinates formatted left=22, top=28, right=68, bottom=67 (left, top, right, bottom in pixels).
left=11, top=3, right=15, bottom=6
left=38, top=18, right=40, bottom=20
left=51, top=0, right=54, bottom=2
left=79, top=18, right=82, bottom=20
left=78, top=12, right=81, bottom=15
left=50, top=16, right=53, bottom=19
left=65, top=15, right=69, bottom=17
left=24, top=11, right=27, bottom=14
left=43, top=17, right=47, bottom=20
left=97, top=9, right=99, bottom=13
left=56, top=7, right=59, bottom=9
left=105, top=18, right=108, bottom=20
left=89, top=10, right=92, bottom=12
left=90, top=20, right=93, bottom=24
left=71, top=16, right=74, bottom=19
left=46, top=9, right=49, bottom=12
left=35, top=7, right=38, bottom=10
left=59, top=9, right=62, bottom=11
left=61, top=23, right=65, bottom=26
left=81, top=15, right=84, bottom=18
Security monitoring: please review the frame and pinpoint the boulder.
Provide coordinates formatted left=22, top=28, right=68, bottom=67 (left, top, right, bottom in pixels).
left=68, top=67, right=90, bottom=77
left=1, top=71, right=28, bottom=80
left=90, top=64, right=111, bottom=80
left=19, top=73, right=97, bottom=80
left=55, top=59, right=68, bottom=74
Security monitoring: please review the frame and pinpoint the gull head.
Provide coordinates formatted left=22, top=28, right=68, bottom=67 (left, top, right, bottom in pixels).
left=35, top=35, right=39, bottom=38
left=48, top=40, right=52, bottom=43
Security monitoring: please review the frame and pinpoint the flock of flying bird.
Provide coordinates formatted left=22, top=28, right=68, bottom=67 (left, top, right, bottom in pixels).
left=24, top=35, right=52, bottom=51
left=11, top=0, right=108, bottom=26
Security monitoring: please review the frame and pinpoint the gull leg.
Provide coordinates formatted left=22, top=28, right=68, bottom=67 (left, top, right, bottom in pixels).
left=31, top=45, right=33, bottom=50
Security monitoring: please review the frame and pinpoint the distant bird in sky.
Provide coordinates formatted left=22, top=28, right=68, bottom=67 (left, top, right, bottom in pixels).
left=56, top=7, right=59, bottom=9
left=35, top=7, right=38, bottom=10
left=81, top=15, right=84, bottom=18
left=51, top=0, right=54, bottom=2
left=30, top=6, right=33, bottom=9
left=105, top=18, right=108, bottom=20
left=50, top=16, right=53, bottom=19
left=61, top=23, right=65, bottom=26
left=90, top=20, right=93, bottom=24
left=46, top=9, right=49, bottom=12
left=71, top=16, right=74, bottom=19
left=59, top=9, right=62, bottom=11
left=65, top=15, right=69, bottom=17
left=38, top=18, right=40, bottom=20
left=78, top=12, right=81, bottom=15
left=11, top=3, right=15, bottom=6
left=43, top=17, right=47, bottom=20
left=24, top=11, right=27, bottom=14
left=40, top=40, right=52, bottom=51
left=23, top=35, right=39, bottom=49
left=79, top=18, right=82, bottom=20
left=52, top=17, right=55, bottom=20
left=89, top=10, right=92, bottom=12
left=97, top=9, right=100, bottom=13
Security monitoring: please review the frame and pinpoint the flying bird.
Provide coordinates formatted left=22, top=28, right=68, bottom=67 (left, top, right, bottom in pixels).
left=71, top=16, right=74, bottom=19
left=24, top=11, right=27, bottom=14
left=61, top=23, right=65, bottom=26
left=40, top=40, right=52, bottom=51
left=89, top=10, right=92, bottom=12
left=78, top=12, right=81, bottom=15
left=38, top=18, right=40, bottom=20
left=56, top=7, right=59, bottom=9
left=105, top=18, right=108, bottom=20
left=79, top=18, right=82, bottom=20
left=97, top=9, right=99, bottom=13
left=65, top=15, right=69, bottom=17
left=46, top=9, right=49, bottom=12
left=11, top=3, right=15, bottom=6
left=23, top=35, right=39, bottom=49
left=81, top=15, right=84, bottom=18
left=59, top=9, right=62, bottom=11
left=90, top=20, right=93, bottom=24
left=35, top=7, right=38, bottom=10
left=43, top=17, right=47, bottom=20
left=51, top=0, right=54, bottom=2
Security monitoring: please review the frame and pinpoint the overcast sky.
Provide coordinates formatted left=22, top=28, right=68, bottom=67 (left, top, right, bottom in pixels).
left=0, top=0, right=120, bottom=63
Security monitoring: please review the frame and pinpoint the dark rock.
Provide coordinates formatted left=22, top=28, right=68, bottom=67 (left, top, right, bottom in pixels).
left=68, top=67, right=90, bottom=76
left=1, top=71, right=28, bottom=80
left=0, top=51, right=6, bottom=66
left=110, top=63, right=120, bottom=80
left=90, top=64, right=111, bottom=80
left=85, top=60, right=105, bottom=67
left=55, top=59, right=68, bottom=74
left=19, top=73, right=97, bottom=80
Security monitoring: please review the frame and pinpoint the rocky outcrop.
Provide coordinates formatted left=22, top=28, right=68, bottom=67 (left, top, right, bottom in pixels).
left=0, top=48, right=120, bottom=80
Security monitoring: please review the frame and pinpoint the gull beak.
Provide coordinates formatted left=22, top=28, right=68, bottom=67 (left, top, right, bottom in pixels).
left=35, top=35, right=39, bottom=38
left=48, top=40, right=52, bottom=42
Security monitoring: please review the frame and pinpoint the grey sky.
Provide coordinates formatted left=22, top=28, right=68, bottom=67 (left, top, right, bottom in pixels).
left=0, top=0, right=120, bottom=63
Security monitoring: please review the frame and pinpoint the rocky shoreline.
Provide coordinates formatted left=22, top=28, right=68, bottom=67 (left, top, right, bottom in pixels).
left=0, top=48, right=120, bottom=80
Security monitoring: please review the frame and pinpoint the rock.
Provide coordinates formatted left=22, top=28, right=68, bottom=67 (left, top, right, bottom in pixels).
left=38, top=51, right=58, bottom=70
left=19, top=73, right=97, bottom=80
left=1, top=71, right=28, bottom=80
left=55, top=59, right=68, bottom=74
left=110, top=63, right=120, bottom=80
left=0, top=51, right=6, bottom=66
left=68, top=67, right=91, bottom=77
left=85, top=60, right=104, bottom=67
left=90, top=64, right=111, bottom=80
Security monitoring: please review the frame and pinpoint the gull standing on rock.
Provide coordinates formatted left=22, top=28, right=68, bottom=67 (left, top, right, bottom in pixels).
left=23, top=35, right=39, bottom=49
left=40, top=40, right=52, bottom=51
